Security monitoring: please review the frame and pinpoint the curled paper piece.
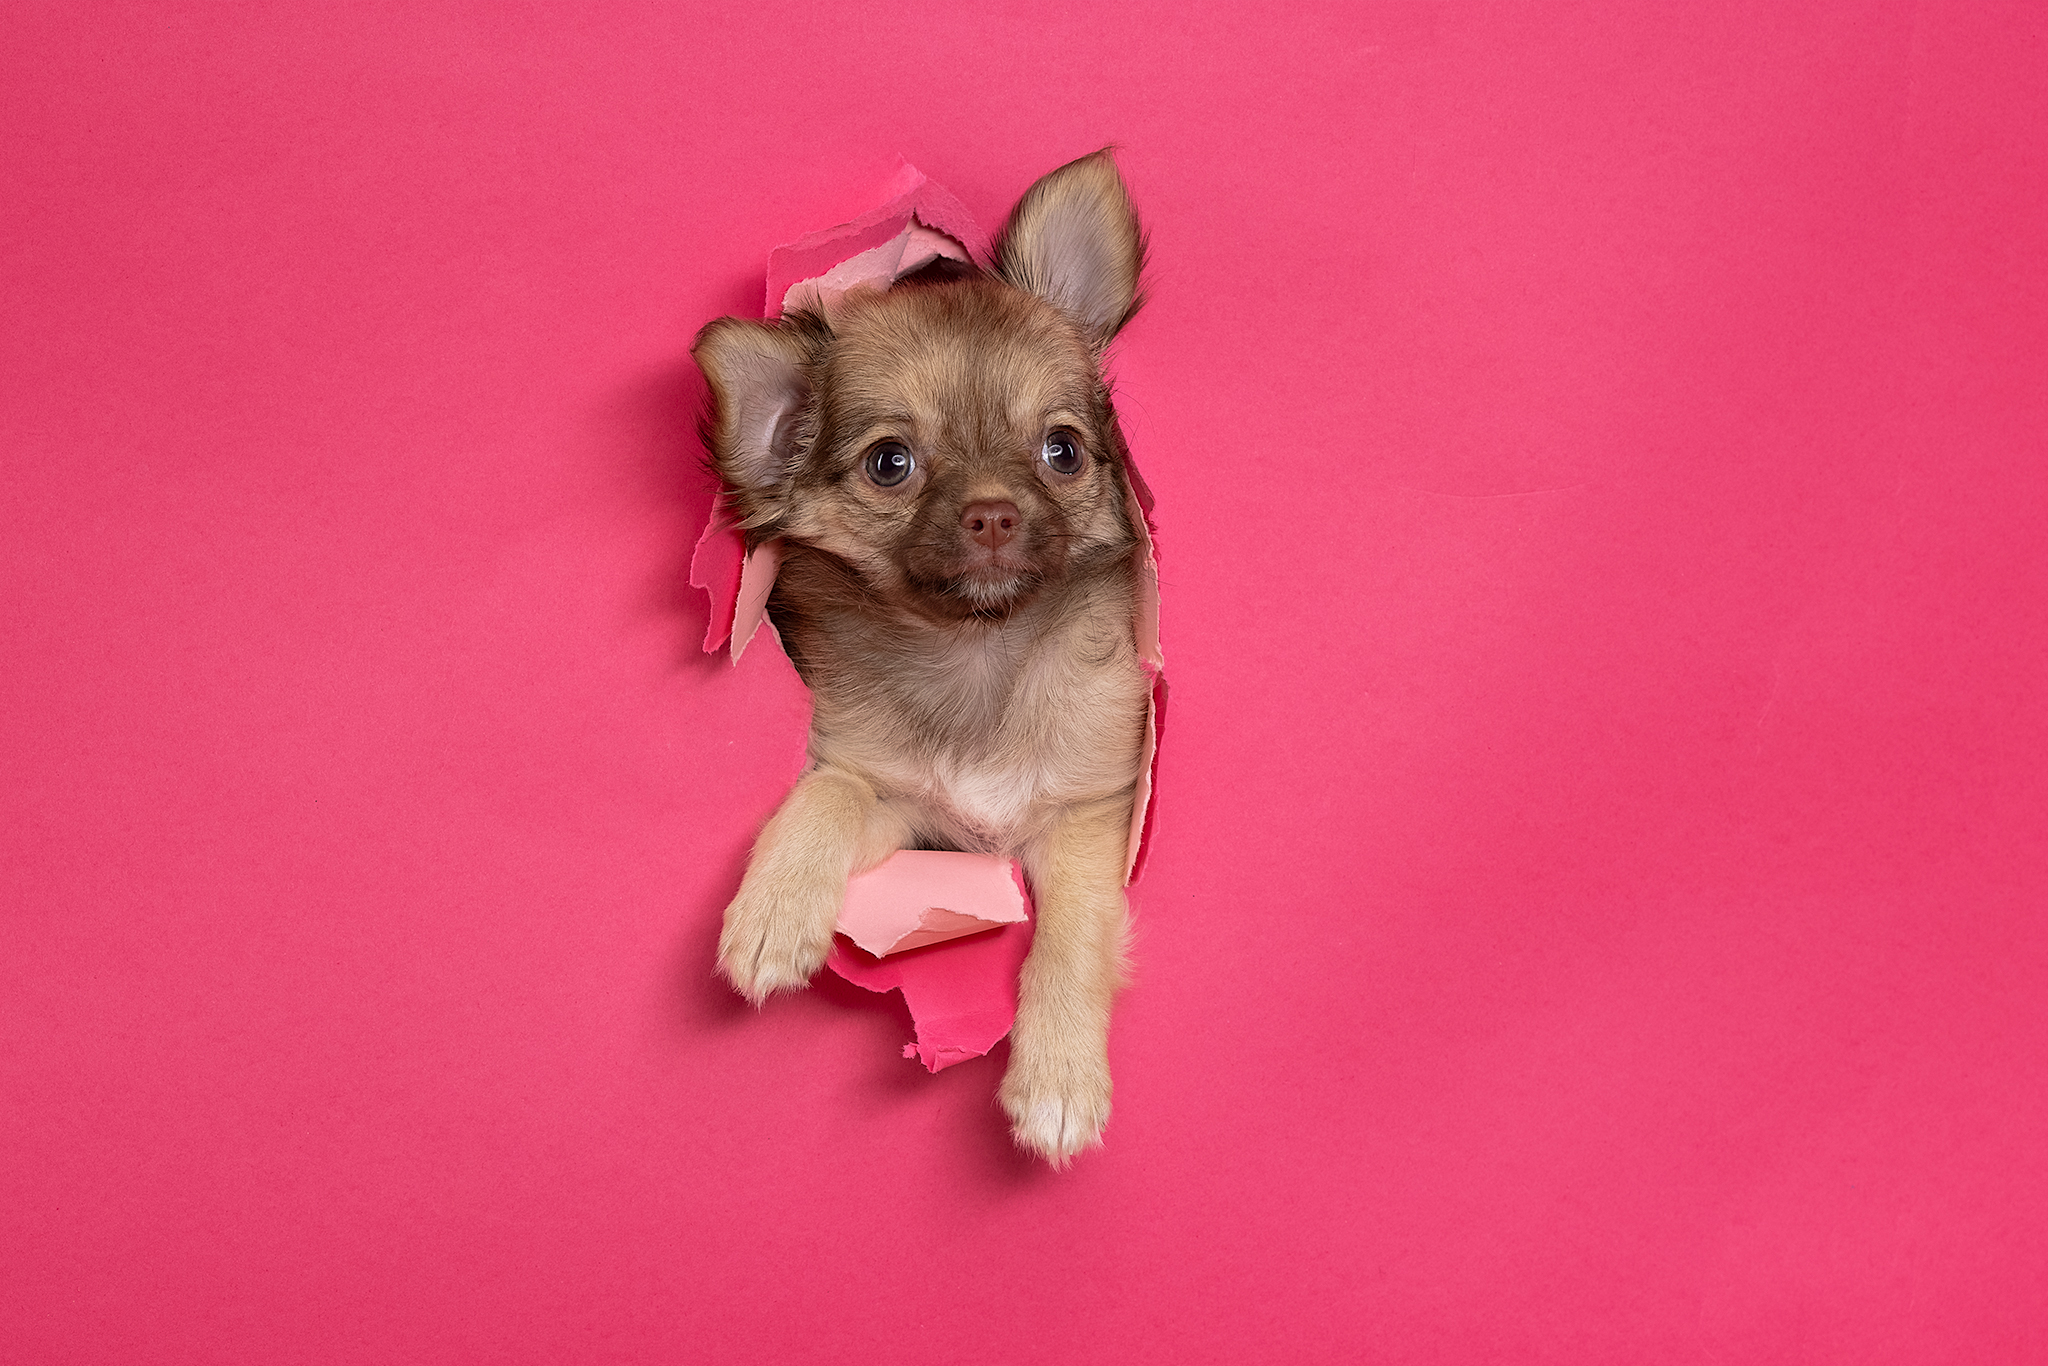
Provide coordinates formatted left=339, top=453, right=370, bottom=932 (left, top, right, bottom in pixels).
left=1122, top=470, right=1166, bottom=879
left=835, top=850, right=1029, bottom=957
left=687, top=504, right=747, bottom=655
left=827, top=853, right=1035, bottom=1073
left=781, top=222, right=971, bottom=318
left=727, top=537, right=781, bottom=663
left=764, top=162, right=991, bottom=319
left=687, top=508, right=785, bottom=661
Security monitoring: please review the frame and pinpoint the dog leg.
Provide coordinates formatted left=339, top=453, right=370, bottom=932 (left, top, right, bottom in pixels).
left=1002, top=794, right=1132, bottom=1166
left=718, top=766, right=909, bottom=1005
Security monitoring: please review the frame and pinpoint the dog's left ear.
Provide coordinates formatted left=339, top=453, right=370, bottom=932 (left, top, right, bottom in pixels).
left=996, top=150, right=1146, bottom=346
left=692, top=315, right=821, bottom=522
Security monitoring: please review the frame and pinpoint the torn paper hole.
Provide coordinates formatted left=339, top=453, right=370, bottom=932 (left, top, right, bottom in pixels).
left=696, top=163, right=1165, bottom=1066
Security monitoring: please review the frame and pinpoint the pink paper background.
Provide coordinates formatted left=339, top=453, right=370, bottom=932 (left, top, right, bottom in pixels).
left=4, top=4, right=2044, bottom=1363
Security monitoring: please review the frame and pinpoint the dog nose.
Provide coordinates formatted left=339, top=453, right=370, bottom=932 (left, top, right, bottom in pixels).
left=961, top=501, right=1021, bottom=549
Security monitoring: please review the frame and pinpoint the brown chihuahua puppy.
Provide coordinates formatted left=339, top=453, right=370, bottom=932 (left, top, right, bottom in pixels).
left=691, top=152, right=1151, bottom=1165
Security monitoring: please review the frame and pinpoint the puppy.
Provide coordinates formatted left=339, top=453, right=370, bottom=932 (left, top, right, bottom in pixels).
left=692, top=151, right=1151, bottom=1165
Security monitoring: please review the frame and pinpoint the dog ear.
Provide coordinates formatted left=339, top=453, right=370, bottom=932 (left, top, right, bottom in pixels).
left=996, top=150, right=1146, bottom=345
left=691, top=316, right=819, bottom=500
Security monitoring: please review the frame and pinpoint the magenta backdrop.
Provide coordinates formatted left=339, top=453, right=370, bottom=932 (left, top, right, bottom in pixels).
left=5, top=3, right=2044, bottom=1362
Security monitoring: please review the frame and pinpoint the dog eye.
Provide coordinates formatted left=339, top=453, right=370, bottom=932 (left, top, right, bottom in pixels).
left=863, top=441, right=914, bottom=487
left=1041, top=429, right=1084, bottom=476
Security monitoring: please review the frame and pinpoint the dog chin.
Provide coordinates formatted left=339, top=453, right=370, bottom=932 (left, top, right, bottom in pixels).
left=942, top=565, right=1041, bottom=614
left=961, top=572, right=1031, bottom=606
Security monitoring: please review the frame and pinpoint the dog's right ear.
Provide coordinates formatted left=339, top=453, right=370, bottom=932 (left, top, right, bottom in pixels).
left=996, top=150, right=1146, bottom=347
left=691, top=317, right=818, bottom=510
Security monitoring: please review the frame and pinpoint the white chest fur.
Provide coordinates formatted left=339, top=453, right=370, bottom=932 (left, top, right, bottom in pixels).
left=809, top=603, right=1146, bottom=853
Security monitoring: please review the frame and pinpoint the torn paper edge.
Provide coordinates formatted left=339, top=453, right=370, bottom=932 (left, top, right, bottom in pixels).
left=835, top=850, right=1029, bottom=958
left=825, top=871, right=1034, bottom=1072
left=764, top=162, right=991, bottom=317
left=781, top=222, right=971, bottom=318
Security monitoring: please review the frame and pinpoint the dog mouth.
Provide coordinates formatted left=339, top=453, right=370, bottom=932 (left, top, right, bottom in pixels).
left=899, top=515, right=1059, bottom=615
left=956, top=565, right=1037, bottom=608
left=904, top=553, right=1045, bottom=614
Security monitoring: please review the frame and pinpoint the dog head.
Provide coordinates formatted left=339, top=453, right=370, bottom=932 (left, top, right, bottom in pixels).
left=693, top=151, right=1146, bottom=620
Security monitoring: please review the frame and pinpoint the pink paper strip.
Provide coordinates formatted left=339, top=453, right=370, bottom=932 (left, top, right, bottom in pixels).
left=729, top=539, right=783, bottom=663
left=780, top=223, right=971, bottom=317
left=687, top=506, right=745, bottom=654
left=1124, top=467, right=1165, bottom=874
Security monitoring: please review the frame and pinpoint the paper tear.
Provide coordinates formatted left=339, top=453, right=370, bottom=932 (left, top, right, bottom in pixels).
left=781, top=222, right=971, bottom=317
left=698, top=165, right=1165, bottom=1069
left=827, top=853, right=1034, bottom=1072
left=1123, top=475, right=1165, bottom=876
left=688, top=506, right=746, bottom=654
left=729, top=538, right=783, bottom=663
left=836, top=850, right=1029, bottom=957
left=764, top=162, right=990, bottom=319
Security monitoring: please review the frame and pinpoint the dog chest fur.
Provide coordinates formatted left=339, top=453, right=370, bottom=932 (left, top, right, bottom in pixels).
left=790, top=563, right=1148, bottom=852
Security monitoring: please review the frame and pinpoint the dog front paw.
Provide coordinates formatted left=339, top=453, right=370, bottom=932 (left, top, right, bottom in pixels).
left=716, top=878, right=838, bottom=1005
left=1000, top=1026, right=1112, bottom=1167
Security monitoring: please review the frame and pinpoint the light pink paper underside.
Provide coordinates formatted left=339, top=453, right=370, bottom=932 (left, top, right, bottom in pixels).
left=763, top=162, right=990, bottom=318
left=834, top=849, right=1028, bottom=958
left=780, top=223, right=969, bottom=318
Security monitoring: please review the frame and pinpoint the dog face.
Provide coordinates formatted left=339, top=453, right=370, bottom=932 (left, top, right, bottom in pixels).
left=694, top=153, right=1146, bottom=622
left=778, top=280, right=1125, bottom=617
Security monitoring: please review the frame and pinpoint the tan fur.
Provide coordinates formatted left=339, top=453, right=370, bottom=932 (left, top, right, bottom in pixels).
left=693, top=151, right=1149, bottom=1165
